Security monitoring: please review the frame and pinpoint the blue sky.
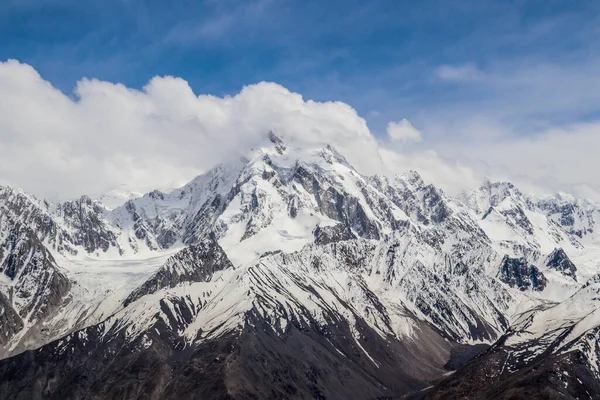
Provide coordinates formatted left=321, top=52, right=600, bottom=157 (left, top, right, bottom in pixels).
left=3, top=0, right=600, bottom=137
left=2, top=0, right=600, bottom=200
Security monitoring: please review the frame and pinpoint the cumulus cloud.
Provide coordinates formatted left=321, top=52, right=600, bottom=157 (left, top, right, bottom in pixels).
left=0, top=59, right=383, bottom=200
left=386, top=119, right=423, bottom=143
left=2, top=59, right=600, bottom=203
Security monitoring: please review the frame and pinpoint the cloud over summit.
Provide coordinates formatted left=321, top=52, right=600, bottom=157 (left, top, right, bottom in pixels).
left=2, top=59, right=600, bottom=203
left=0, top=60, right=383, bottom=200
left=386, top=119, right=423, bottom=143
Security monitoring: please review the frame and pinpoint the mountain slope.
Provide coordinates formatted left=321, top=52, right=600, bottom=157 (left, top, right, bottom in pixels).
left=1, top=133, right=600, bottom=398
left=421, top=277, right=600, bottom=399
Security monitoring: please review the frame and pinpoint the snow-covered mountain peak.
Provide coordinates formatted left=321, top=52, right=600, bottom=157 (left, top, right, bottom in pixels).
left=397, top=169, right=425, bottom=189
left=535, top=191, right=600, bottom=243
left=459, top=178, right=530, bottom=214
left=4, top=138, right=600, bottom=398
left=248, top=133, right=354, bottom=173
left=92, top=187, right=143, bottom=210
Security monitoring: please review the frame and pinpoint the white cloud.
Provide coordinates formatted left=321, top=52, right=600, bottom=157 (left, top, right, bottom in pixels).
left=379, top=148, right=480, bottom=195
left=2, top=59, right=600, bottom=204
left=0, top=60, right=383, bottom=200
left=386, top=119, right=423, bottom=143
left=435, top=63, right=484, bottom=82
left=439, top=121, right=600, bottom=201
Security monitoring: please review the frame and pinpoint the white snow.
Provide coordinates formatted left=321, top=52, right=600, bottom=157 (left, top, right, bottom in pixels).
left=3, top=135, right=600, bottom=373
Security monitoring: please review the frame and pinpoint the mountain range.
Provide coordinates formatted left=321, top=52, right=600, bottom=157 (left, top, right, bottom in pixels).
left=1, top=132, right=600, bottom=399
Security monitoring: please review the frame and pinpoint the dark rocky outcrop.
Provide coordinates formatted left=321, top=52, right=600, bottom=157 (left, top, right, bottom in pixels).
left=0, top=224, right=71, bottom=357
left=499, top=256, right=547, bottom=291
left=0, top=225, right=71, bottom=322
left=124, top=240, right=233, bottom=306
left=537, top=198, right=596, bottom=238
left=0, top=293, right=23, bottom=346
left=419, top=343, right=600, bottom=400
left=0, top=186, right=77, bottom=255
left=57, top=196, right=119, bottom=253
left=292, top=164, right=382, bottom=240
left=545, top=248, right=577, bottom=280
left=369, top=172, right=452, bottom=226
left=268, top=131, right=287, bottom=154
left=125, top=200, right=159, bottom=250
left=313, top=224, right=356, bottom=245
left=499, top=205, right=535, bottom=235
left=421, top=184, right=451, bottom=224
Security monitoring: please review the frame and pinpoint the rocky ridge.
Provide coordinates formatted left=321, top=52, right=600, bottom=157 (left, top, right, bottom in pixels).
left=1, top=134, right=600, bottom=398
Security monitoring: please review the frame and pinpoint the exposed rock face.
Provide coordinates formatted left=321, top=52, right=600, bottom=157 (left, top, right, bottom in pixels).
left=421, top=277, right=600, bottom=399
left=498, top=256, right=547, bottom=291
left=498, top=204, right=535, bottom=235
left=124, top=200, right=160, bottom=251
left=124, top=240, right=233, bottom=306
left=291, top=164, right=382, bottom=240
left=313, top=224, right=356, bottom=245
left=0, top=293, right=22, bottom=346
left=268, top=130, right=287, bottom=154
left=419, top=345, right=600, bottom=399
left=0, top=225, right=71, bottom=322
left=0, top=224, right=71, bottom=357
left=537, top=194, right=598, bottom=239
left=0, top=186, right=77, bottom=255
left=56, top=196, right=119, bottom=253
left=369, top=172, right=452, bottom=227
left=546, top=247, right=577, bottom=280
